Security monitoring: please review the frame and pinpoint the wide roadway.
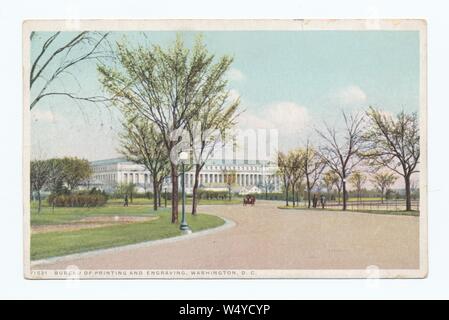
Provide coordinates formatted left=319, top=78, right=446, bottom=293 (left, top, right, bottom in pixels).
left=33, top=200, right=419, bottom=270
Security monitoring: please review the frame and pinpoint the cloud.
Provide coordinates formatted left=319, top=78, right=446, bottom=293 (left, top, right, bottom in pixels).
left=237, top=101, right=310, bottom=149
left=227, top=68, right=245, bottom=82
left=336, top=85, right=367, bottom=105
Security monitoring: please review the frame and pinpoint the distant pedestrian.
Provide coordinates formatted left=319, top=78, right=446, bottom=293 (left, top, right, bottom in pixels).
left=124, top=194, right=129, bottom=207
left=312, top=194, right=318, bottom=208
left=320, top=195, right=326, bottom=209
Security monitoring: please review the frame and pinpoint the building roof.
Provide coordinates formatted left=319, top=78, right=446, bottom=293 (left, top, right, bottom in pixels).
left=91, top=157, right=277, bottom=167
left=90, top=157, right=129, bottom=166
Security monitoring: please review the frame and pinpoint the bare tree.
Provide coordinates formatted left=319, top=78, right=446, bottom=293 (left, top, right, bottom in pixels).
left=222, top=169, right=237, bottom=201
left=364, top=107, right=420, bottom=211
left=30, top=31, right=110, bottom=109
left=30, top=159, right=51, bottom=213
left=316, top=111, right=365, bottom=210
left=119, top=113, right=171, bottom=211
left=302, top=141, right=326, bottom=208
left=349, top=170, right=367, bottom=201
left=293, top=174, right=305, bottom=206
left=323, top=170, right=339, bottom=200
left=262, top=169, right=276, bottom=200
left=98, top=35, right=235, bottom=223
left=277, top=152, right=292, bottom=206
left=288, top=150, right=305, bottom=207
left=371, top=171, right=397, bottom=203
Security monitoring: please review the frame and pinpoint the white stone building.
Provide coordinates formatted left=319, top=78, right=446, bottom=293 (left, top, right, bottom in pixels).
left=89, top=157, right=281, bottom=194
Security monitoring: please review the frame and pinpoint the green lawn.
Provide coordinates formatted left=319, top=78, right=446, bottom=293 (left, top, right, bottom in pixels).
left=30, top=200, right=225, bottom=260
left=278, top=206, right=419, bottom=217
left=31, top=210, right=224, bottom=260
left=31, top=203, right=163, bottom=226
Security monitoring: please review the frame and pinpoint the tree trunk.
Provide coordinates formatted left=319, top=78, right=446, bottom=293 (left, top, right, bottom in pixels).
left=306, top=176, right=311, bottom=208
left=292, top=184, right=296, bottom=207
left=158, top=183, right=162, bottom=207
left=307, top=189, right=311, bottom=208
left=37, top=190, right=41, bottom=214
left=152, top=176, right=158, bottom=211
left=285, top=184, right=289, bottom=206
left=405, top=174, right=412, bottom=211
left=191, top=165, right=200, bottom=215
left=342, top=179, right=347, bottom=211
left=171, top=164, right=179, bottom=223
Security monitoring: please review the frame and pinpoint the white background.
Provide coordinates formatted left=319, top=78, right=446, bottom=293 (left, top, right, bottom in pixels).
left=1, top=0, right=448, bottom=299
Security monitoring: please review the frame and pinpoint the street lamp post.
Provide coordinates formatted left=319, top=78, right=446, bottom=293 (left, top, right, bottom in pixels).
left=179, top=151, right=191, bottom=234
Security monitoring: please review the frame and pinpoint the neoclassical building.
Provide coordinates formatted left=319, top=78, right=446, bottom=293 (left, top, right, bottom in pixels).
left=90, top=157, right=281, bottom=194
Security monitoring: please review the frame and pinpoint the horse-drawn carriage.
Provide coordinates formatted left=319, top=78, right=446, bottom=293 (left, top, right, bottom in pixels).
left=243, top=195, right=256, bottom=206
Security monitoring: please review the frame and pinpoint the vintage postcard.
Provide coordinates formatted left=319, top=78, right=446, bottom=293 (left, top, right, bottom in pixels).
left=23, top=19, right=427, bottom=279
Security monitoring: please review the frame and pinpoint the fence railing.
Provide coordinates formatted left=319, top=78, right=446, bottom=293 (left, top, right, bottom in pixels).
left=322, top=199, right=419, bottom=211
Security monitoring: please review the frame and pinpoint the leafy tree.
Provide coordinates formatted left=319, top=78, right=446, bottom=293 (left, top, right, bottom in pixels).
left=316, top=111, right=365, bottom=210
left=187, top=89, right=239, bottom=214
left=277, top=151, right=305, bottom=207
left=119, top=113, right=170, bottom=211
left=30, top=159, right=51, bottom=213
left=98, top=35, right=235, bottom=223
left=371, top=171, right=397, bottom=203
left=364, top=107, right=420, bottom=211
left=349, top=171, right=367, bottom=201
left=115, top=182, right=137, bottom=203
left=61, top=157, right=92, bottom=191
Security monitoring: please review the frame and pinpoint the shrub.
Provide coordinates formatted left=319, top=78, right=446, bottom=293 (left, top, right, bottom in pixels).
left=197, top=190, right=230, bottom=200
left=254, top=192, right=286, bottom=201
left=48, top=189, right=108, bottom=207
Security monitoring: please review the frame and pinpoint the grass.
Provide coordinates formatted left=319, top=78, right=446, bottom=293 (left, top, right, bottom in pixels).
left=30, top=196, right=240, bottom=226
left=31, top=203, right=164, bottom=226
left=31, top=211, right=225, bottom=260
left=278, top=205, right=420, bottom=217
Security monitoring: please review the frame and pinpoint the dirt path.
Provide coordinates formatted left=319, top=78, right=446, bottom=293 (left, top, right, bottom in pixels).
left=33, top=201, right=419, bottom=270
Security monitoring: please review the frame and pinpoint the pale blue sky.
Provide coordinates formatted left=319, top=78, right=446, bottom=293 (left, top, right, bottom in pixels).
left=30, top=30, right=420, bottom=160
